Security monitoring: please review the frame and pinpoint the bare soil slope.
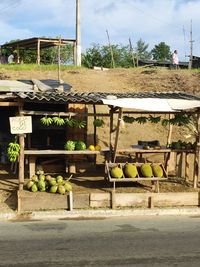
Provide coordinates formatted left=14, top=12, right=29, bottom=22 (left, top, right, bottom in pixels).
left=2, top=67, right=200, bottom=94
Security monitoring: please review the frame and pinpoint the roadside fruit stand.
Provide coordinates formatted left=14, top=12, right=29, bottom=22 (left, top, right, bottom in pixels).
left=1, top=80, right=200, bottom=211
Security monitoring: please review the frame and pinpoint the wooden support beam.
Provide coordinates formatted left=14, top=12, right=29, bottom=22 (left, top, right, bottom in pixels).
left=113, top=108, right=123, bottom=163
left=17, top=44, right=20, bottom=64
left=37, top=40, right=40, bottom=65
left=0, top=102, right=20, bottom=107
left=31, top=79, right=52, bottom=91
left=21, top=110, right=111, bottom=117
left=167, top=114, right=173, bottom=145
left=193, top=113, right=200, bottom=188
left=109, top=107, right=114, bottom=161
left=19, top=134, right=25, bottom=190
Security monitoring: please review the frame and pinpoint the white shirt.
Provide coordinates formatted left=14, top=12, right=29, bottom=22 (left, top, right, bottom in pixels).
left=8, top=54, right=14, bottom=63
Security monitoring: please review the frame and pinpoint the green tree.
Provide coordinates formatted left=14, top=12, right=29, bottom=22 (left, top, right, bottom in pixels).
left=151, top=42, right=171, bottom=62
left=136, top=38, right=151, bottom=60
left=82, top=43, right=133, bottom=68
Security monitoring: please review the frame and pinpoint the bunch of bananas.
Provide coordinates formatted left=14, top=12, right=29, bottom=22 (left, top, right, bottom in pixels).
left=40, top=116, right=53, bottom=126
left=123, top=116, right=135, bottom=123
left=169, top=114, right=191, bottom=126
left=7, top=142, right=20, bottom=162
left=52, top=117, right=65, bottom=126
left=148, top=115, right=161, bottom=124
left=74, top=119, right=87, bottom=129
left=135, top=116, right=148, bottom=124
left=65, top=117, right=77, bottom=127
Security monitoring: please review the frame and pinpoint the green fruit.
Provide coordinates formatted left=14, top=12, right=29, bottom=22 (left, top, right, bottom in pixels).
left=31, top=175, right=38, bottom=182
left=45, top=175, right=52, bottom=182
left=31, top=184, right=38, bottom=192
left=49, top=178, right=57, bottom=186
left=140, top=163, right=153, bottom=177
left=64, top=140, right=75, bottom=151
left=58, top=185, right=66, bottom=194
left=124, top=163, right=138, bottom=178
left=56, top=175, right=63, bottom=184
left=49, top=185, right=58, bottom=193
left=110, top=166, right=123, bottom=179
left=75, top=141, right=86, bottom=150
left=26, top=180, right=34, bottom=190
left=64, top=182, right=72, bottom=192
left=39, top=174, right=45, bottom=181
left=152, top=164, right=163, bottom=177
left=38, top=180, right=46, bottom=192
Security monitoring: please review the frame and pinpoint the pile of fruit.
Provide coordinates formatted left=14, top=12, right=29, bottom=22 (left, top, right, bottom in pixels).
left=109, top=163, right=164, bottom=178
left=25, top=171, right=72, bottom=194
left=88, top=144, right=101, bottom=151
left=64, top=140, right=86, bottom=151
left=167, top=140, right=196, bottom=150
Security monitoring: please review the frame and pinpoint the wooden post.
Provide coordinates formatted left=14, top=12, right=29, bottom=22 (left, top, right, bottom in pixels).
left=109, top=107, right=114, bottom=162
left=17, top=44, right=20, bottom=64
left=18, top=101, right=25, bottom=190
left=93, top=104, right=97, bottom=146
left=58, top=37, right=61, bottom=82
left=19, top=134, right=25, bottom=190
left=167, top=114, right=173, bottom=145
left=185, top=153, right=189, bottom=182
left=193, top=113, right=200, bottom=188
left=113, top=108, right=123, bottom=163
left=37, top=39, right=40, bottom=65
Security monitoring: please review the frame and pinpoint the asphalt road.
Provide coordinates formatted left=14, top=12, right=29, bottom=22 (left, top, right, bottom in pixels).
left=0, top=215, right=200, bottom=266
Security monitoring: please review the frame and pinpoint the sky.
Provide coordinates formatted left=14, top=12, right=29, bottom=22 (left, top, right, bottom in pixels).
left=0, top=0, right=200, bottom=61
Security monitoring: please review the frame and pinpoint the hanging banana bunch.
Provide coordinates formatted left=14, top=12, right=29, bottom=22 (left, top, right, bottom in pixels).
left=7, top=142, right=20, bottom=162
left=40, top=116, right=53, bottom=126
left=52, top=116, right=65, bottom=126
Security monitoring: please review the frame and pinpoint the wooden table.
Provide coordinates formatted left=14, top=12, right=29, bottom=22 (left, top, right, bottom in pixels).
left=116, top=146, right=195, bottom=178
left=24, top=149, right=110, bottom=178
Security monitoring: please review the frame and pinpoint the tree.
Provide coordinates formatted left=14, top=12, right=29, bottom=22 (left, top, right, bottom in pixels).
left=135, top=38, right=151, bottom=60
left=82, top=43, right=133, bottom=68
left=151, top=42, right=171, bottom=62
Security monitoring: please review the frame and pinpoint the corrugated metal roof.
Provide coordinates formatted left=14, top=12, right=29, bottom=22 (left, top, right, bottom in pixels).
left=15, top=91, right=200, bottom=105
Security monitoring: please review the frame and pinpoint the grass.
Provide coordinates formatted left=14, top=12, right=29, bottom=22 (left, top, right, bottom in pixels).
left=0, top=63, right=82, bottom=71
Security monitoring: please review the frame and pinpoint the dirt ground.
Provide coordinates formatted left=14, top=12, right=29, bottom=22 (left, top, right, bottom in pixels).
left=1, top=67, right=200, bottom=211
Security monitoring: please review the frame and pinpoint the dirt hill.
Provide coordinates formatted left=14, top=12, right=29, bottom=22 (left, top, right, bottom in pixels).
left=1, top=67, right=200, bottom=94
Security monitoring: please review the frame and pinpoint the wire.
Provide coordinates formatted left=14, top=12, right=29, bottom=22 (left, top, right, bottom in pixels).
left=130, top=3, right=182, bottom=31
left=0, top=0, right=20, bottom=16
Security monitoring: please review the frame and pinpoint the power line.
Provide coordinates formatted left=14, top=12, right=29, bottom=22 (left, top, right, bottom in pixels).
left=130, top=3, right=182, bottom=31
left=0, top=0, right=20, bottom=16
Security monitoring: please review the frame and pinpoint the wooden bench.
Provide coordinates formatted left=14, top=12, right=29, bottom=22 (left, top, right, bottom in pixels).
left=105, top=162, right=168, bottom=193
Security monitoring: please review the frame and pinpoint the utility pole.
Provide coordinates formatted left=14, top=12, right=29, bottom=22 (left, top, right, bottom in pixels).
left=189, top=19, right=194, bottom=69
left=76, top=0, right=81, bottom=66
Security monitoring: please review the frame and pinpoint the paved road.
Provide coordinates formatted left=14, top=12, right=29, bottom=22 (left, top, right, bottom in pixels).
left=0, top=215, right=200, bottom=266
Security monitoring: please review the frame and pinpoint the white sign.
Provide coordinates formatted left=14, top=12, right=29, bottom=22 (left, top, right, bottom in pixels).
left=9, top=116, right=32, bottom=134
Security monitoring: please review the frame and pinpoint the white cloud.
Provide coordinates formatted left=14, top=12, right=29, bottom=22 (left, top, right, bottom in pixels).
left=0, top=0, right=199, bottom=60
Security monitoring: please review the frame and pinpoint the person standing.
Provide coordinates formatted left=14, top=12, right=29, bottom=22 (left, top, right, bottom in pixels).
left=8, top=54, right=14, bottom=64
left=172, top=50, right=179, bottom=69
